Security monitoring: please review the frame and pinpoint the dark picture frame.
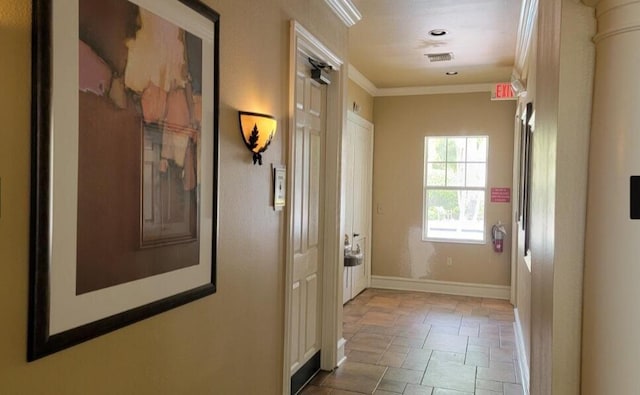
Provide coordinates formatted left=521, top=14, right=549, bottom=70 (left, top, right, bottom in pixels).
left=28, top=0, right=219, bottom=361
left=518, top=102, right=533, bottom=255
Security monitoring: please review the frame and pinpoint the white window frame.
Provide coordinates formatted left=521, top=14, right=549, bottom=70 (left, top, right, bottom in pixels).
left=422, top=135, right=488, bottom=244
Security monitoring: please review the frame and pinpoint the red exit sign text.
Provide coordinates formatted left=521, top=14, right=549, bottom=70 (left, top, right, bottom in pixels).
left=491, top=83, right=517, bottom=101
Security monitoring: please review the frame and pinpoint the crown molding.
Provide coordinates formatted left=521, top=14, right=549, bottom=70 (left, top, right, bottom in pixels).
left=348, top=64, right=495, bottom=97
left=513, top=0, right=538, bottom=84
left=376, top=83, right=494, bottom=97
left=348, top=64, right=377, bottom=96
left=591, top=0, right=640, bottom=43
left=324, top=0, right=362, bottom=27
left=294, top=21, right=343, bottom=70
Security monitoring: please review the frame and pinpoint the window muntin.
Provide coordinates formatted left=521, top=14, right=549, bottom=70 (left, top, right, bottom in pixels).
left=423, top=136, right=488, bottom=242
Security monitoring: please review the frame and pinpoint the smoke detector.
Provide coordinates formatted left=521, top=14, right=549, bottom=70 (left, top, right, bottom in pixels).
left=428, top=29, right=448, bottom=37
left=426, top=52, right=454, bottom=62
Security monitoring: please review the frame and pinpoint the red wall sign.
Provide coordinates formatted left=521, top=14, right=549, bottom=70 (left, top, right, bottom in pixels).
left=491, top=187, right=511, bottom=203
left=491, top=83, right=516, bottom=101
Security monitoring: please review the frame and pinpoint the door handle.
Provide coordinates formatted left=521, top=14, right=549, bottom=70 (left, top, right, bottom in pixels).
left=353, top=233, right=360, bottom=237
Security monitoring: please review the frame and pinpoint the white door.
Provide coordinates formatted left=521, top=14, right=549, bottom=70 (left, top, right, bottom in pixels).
left=290, top=53, right=326, bottom=377
left=342, top=126, right=354, bottom=304
left=343, top=112, right=373, bottom=302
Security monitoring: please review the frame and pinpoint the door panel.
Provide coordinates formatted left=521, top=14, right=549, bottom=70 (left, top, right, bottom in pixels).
left=342, top=267, right=351, bottom=304
left=290, top=53, right=325, bottom=376
left=290, top=282, right=301, bottom=372
left=308, top=133, right=321, bottom=246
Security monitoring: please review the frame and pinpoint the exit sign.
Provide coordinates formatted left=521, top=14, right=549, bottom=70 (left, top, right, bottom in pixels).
left=491, top=83, right=517, bottom=101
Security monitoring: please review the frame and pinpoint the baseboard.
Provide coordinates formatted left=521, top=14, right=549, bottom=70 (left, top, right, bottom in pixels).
left=514, top=308, right=530, bottom=395
left=336, top=338, right=347, bottom=367
left=370, top=275, right=511, bottom=300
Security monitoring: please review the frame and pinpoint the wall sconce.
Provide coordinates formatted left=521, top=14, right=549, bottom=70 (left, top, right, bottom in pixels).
left=238, top=111, right=277, bottom=165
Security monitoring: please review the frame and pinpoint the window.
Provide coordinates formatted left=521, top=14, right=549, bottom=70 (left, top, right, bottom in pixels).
left=423, top=136, right=488, bottom=242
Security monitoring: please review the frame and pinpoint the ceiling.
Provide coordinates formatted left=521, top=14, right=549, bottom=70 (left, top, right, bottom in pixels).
left=348, top=0, right=523, bottom=90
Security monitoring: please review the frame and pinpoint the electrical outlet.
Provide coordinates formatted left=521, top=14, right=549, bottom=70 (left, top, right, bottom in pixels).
left=446, top=257, right=453, bottom=266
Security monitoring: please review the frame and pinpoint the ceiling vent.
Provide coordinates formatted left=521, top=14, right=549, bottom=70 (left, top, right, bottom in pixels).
left=426, top=52, right=454, bottom=62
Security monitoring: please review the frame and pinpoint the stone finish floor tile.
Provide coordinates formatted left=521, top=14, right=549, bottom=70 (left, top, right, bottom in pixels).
left=424, top=333, right=469, bottom=354
left=383, top=367, right=424, bottom=385
left=475, top=379, right=503, bottom=392
left=378, top=350, right=409, bottom=368
left=432, top=388, right=474, bottom=395
left=490, top=347, right=515, bottom=363
left=477, top=361, right=517, bottom=383
left=401, top=359, right=430, bottom=372
left=333, top=390, right=372, bottom=395
left=377, top=378, right=407, bottom=393
left=321, top=361, right=387, bottom=393
left=300, top=385, right=333, bottom=394
left=302, top=289, right=527, bottom=395
left=504, top=382, right=525, bottom=395
left=474, top=390, right=501, bottom=395
left=464, top=350, right=489, bottom=368
left=422, top=360, right=477, bottom=393
left=430, top=351, right=466, bottom=364
left=403, top=383, right=435, bottom=395
left=349, top=349, right=385, bottom=364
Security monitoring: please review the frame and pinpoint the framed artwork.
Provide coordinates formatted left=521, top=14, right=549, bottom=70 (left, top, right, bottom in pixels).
left=28, top=0, right=219, bottom=360
left=518, top=102, right=533, bottom=255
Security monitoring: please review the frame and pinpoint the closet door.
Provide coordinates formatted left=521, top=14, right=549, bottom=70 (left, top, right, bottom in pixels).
left=342, top=125, right=354, bottom=304
left=343, top=112, right=373, bottom=302
left=349, top=114, right=373, bottom=297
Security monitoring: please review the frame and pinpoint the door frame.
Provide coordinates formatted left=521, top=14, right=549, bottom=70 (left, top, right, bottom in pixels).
left=282, top=20, right=346, bottom=395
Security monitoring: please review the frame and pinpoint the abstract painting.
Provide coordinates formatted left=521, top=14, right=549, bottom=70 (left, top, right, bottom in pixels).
left=28, top=0, right=219, bottom=360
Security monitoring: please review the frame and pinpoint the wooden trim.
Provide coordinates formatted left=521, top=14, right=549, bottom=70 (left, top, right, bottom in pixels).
left=514, top=309, right=531, bottom=395
left=512, top=0, right=539, bottom=83
left=347, top=66, right=500, bottom=98
left=284, top=20, right=345, bottom=395
left=348, top=64, right=377, bottom=96
left=376, top=83, right=494, bottom=97
left=336, top=338, right=347, bottom=367
left=323, top=0, right=361, bottom=27
left=371, top=276, right=511, bottom=300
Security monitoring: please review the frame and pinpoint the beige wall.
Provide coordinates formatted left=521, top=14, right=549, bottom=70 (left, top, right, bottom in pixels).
left=371, top=93, right=516, bottom=286
left=0, top=1, right=346, bottom=393
left=582, top=1, right=640, bottom=393
left=527, top=0, right=595, bottom=393
left=347, top=79, right=374, bottom=122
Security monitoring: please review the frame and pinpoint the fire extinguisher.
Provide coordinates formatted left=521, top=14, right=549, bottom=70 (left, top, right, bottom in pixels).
left=491, top=222, right=507, bottom=253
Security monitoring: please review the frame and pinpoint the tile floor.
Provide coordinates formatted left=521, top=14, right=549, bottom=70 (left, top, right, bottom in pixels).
left=300, top=288, right=523, bottom=395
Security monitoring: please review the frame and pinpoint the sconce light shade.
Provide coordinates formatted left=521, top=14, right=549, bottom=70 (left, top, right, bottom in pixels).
left=238, top=111, right=277, bottom=165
